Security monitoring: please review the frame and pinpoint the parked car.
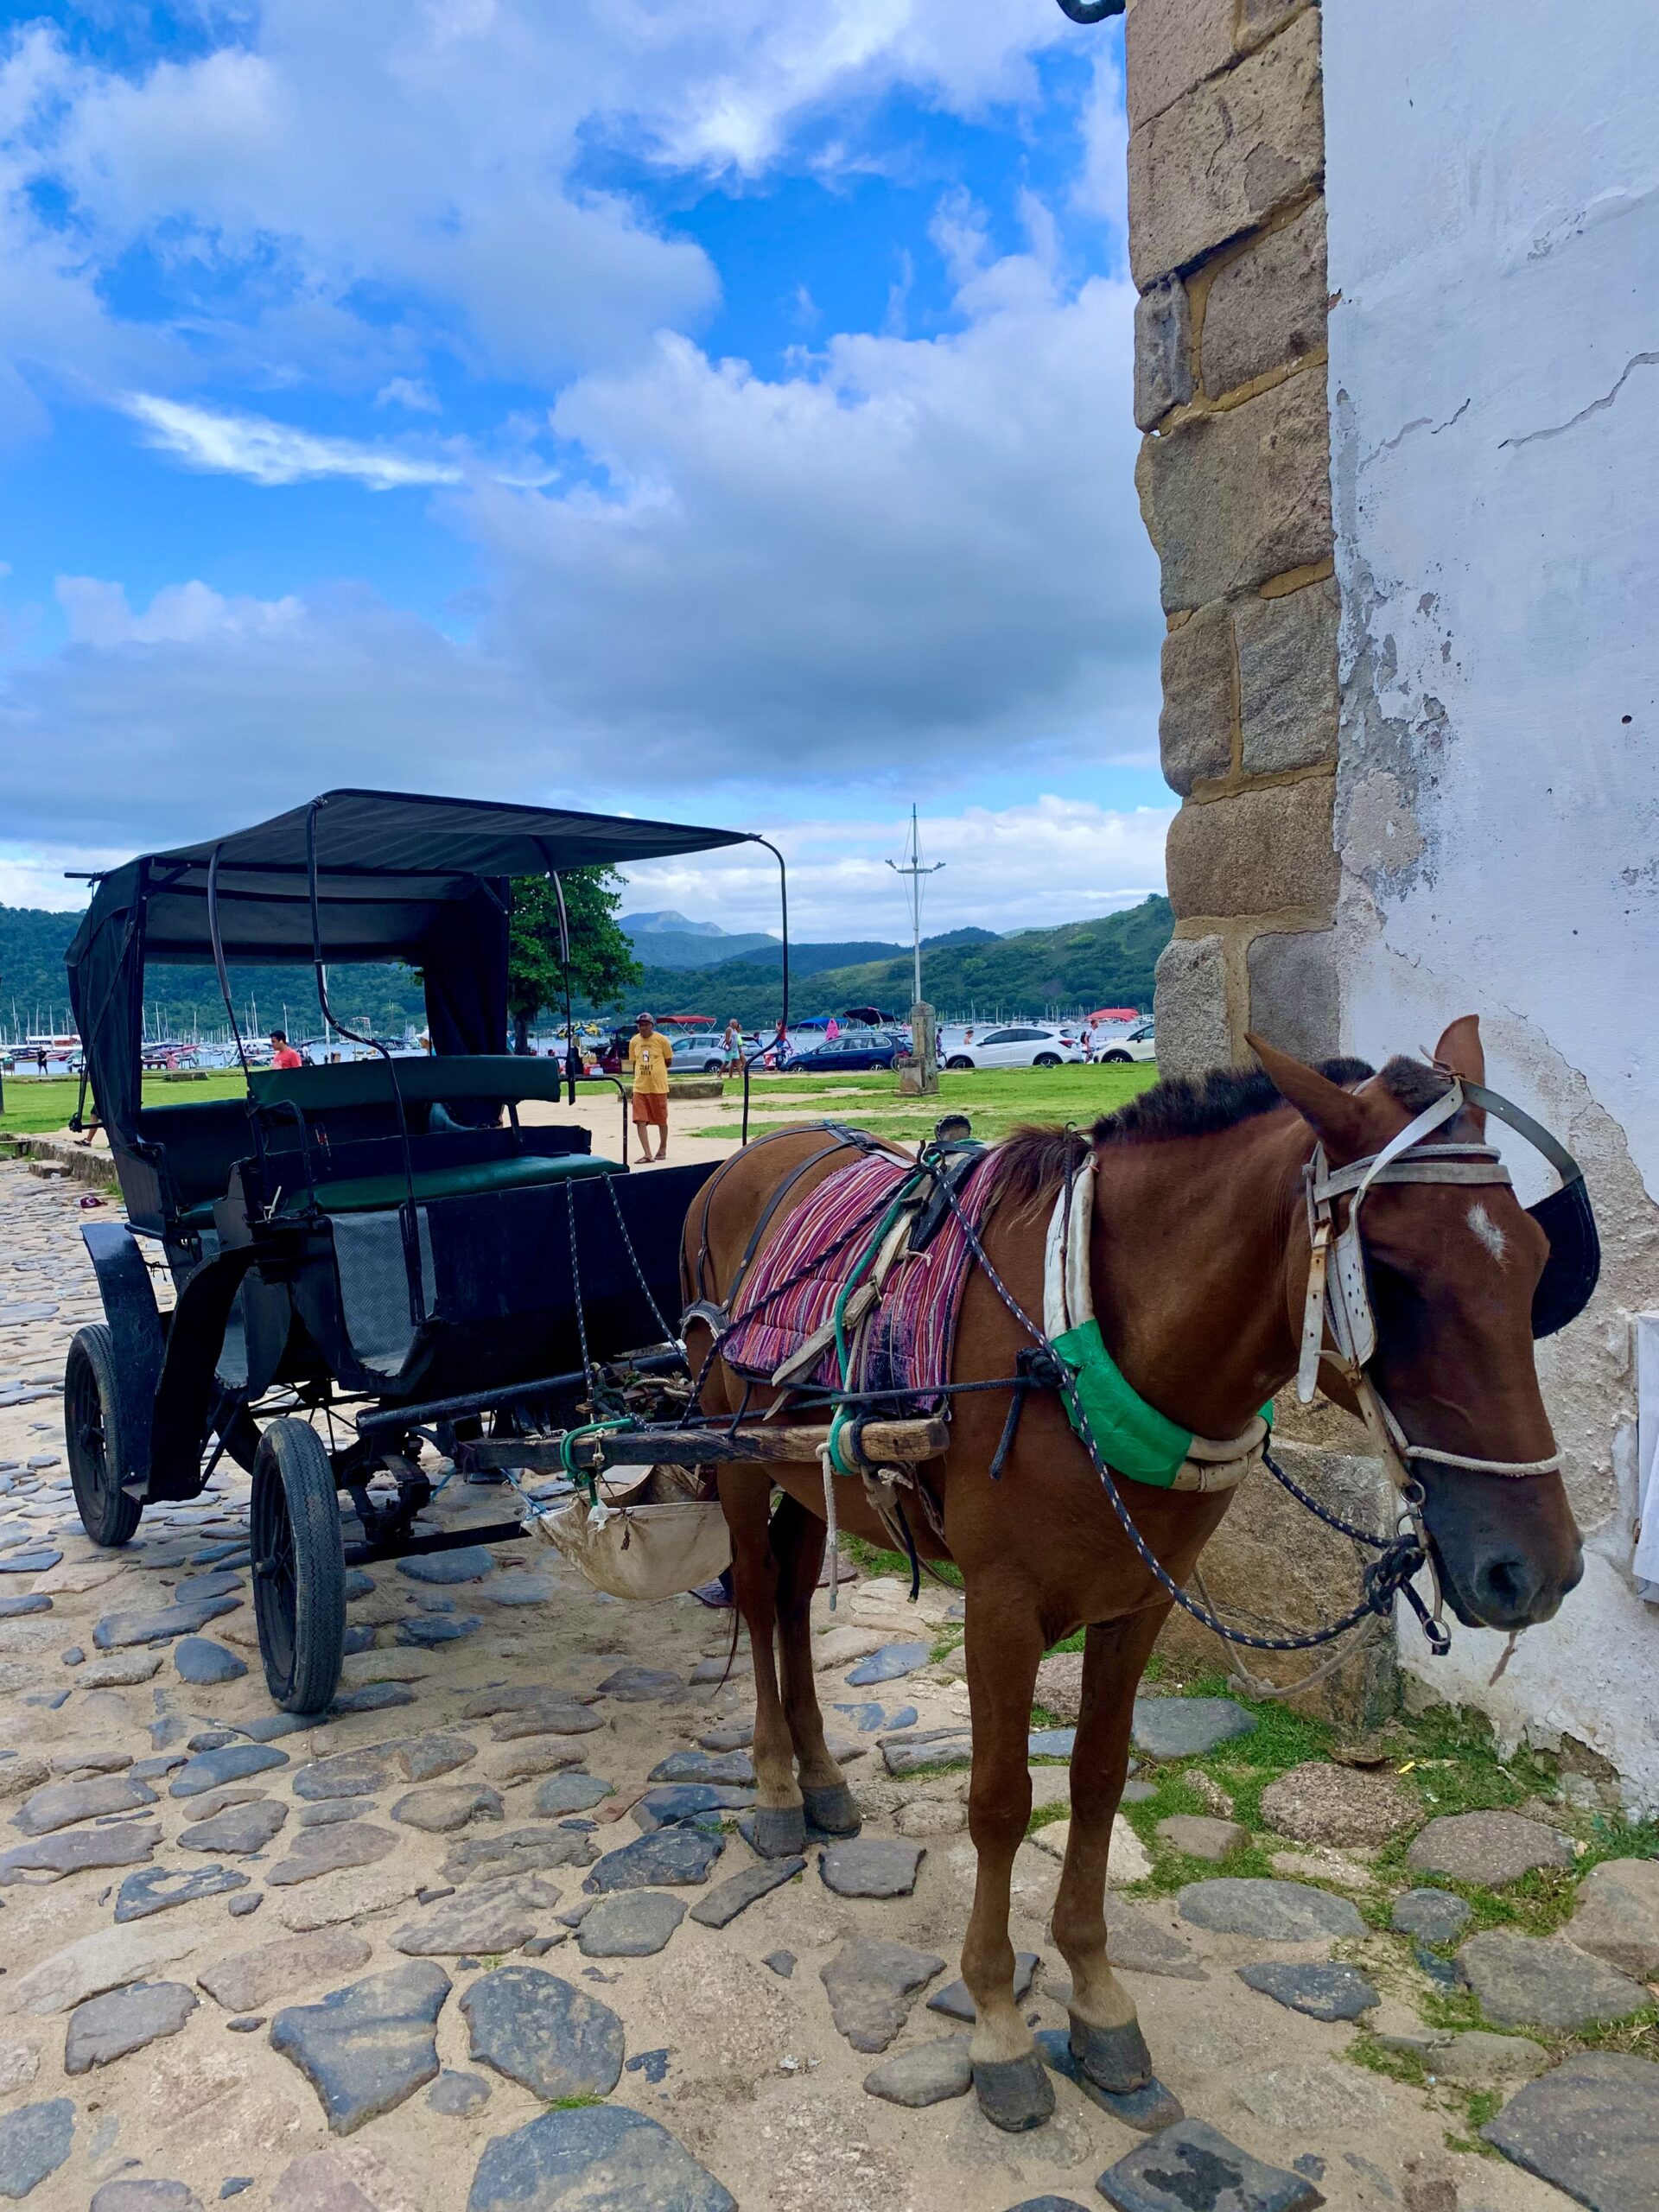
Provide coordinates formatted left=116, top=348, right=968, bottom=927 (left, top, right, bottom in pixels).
left=661, top=1030, right=730, bottom=1073
left=788, top=1027, right=905, bottom=1072
left=1093, top=1020, right=1156, bottom=1065
left=943, top=1025, right=1085, bottom=1070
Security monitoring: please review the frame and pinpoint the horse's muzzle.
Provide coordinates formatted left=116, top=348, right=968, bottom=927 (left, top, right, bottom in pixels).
left=1417, top=1466, right=1584, bottom=1632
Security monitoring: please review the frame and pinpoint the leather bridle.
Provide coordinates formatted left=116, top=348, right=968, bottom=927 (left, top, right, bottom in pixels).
left=1298, top=1075, right=1570, bottom=1492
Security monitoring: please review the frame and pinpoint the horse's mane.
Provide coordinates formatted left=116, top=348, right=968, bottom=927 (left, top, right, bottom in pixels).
left=990, top=1054, right=1451, bottom=1205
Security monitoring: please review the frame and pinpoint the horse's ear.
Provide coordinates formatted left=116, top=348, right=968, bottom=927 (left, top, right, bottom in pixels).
left=1431, top=1014, right=1486, bottom=1134
left=1433, top=1014, right=1484, bottom=1084
left=1247, top=1033, right=1371, bottom=1158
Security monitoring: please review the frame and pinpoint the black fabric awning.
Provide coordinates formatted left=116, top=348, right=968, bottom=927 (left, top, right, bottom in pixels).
left=66, top=789, right=755, bottom=1145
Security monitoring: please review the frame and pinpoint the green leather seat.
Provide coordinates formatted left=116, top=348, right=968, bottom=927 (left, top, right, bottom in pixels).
left=278, top=1150, right=620, bottom=1215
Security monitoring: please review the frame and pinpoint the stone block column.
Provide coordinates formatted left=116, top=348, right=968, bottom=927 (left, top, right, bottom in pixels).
left=1128, top=0, right=1341, bottom=1073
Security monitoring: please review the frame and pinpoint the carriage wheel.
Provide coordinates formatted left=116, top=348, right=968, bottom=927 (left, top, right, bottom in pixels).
left=65, top=1325, right=142, bottom=1548
left=251, top=1419, right=346, bottom=1714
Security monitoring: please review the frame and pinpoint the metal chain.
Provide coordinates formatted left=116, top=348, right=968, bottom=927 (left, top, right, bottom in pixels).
left=604, top=1176, right=676, bottom=1345
left=931, top=1165, right=1440, bottom=1656
left=565, top=1180, right=594, bottom=1395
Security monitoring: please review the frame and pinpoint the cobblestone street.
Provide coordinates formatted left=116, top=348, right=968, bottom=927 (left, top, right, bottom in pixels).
left=0, top=1157, right=1654, bottom=2211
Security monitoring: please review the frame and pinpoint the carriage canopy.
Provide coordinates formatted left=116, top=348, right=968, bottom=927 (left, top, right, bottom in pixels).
left=66, top=787, right=753, bottom=1146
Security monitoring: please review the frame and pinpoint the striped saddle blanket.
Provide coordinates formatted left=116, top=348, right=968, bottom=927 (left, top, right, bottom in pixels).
left=719, top=1151, right=995, bottom=1402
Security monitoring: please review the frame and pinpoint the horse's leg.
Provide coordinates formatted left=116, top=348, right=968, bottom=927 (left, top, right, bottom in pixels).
left=960, top=1586, right=1052, bottom=2132
left=718, top=1467, right=804, bottom=1858
left=1051, top=1607, right=1172, bottom=2104
left=771, top=1492, right=860, bottom=1837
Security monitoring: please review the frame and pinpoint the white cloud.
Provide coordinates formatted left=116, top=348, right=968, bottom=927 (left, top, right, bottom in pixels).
left=620, top=797, right=1171, bottom=941
left=3, top=0, right=1104, bottom=410
left=376, top=377, right=441, bottom=415
left=471, top=244, right=1160, bottom=773
left=2, top=228, right=1160, bottom=850
left=121, top=394, right=465, bottom=489
left=0, top=840, right=125, bottom=913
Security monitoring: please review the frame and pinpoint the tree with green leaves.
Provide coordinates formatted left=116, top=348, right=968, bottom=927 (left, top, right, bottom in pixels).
left=506, top=867, right=640, bottom=1053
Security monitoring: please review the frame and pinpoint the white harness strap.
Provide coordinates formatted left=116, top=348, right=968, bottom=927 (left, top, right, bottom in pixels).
left=1046, top=1162, right=1268, bottom=1492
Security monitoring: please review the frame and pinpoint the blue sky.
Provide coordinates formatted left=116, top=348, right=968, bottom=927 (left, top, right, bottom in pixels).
left=0, top=0, right=1169, bottom=938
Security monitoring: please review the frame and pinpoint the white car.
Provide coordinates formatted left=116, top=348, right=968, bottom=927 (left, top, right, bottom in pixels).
left=942, top=1024, right=1086, bottom=1071
left=1091, top=1020, right=1156, bottom=1065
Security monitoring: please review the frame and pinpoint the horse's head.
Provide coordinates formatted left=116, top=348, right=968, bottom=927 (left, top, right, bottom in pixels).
left=1253, top=1017, right=1584, bottom=1632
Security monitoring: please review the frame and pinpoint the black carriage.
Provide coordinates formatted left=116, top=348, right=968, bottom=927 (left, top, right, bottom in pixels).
left=61, top=790, right=769, bottom=1712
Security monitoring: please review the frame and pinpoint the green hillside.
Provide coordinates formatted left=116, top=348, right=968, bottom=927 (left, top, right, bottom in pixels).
left=639, top=896, right=1173, bottom=1027
left=1, top=897, right=1170, bottom=1039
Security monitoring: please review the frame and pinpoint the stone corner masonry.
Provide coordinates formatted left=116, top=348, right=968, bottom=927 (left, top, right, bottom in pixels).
left=1126, top=0, right=1339, bottom=1072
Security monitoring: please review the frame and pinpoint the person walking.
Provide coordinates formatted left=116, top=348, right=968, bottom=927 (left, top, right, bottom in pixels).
left=270, top=1028, right=303, bottom=1070
left=721, top=1017, right=743, bottom=1076
left=627, top=1011, right=674, bottom=1162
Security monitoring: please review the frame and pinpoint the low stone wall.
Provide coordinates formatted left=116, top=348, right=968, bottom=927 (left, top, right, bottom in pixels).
left=10, top=1135, right=118, bottom=1192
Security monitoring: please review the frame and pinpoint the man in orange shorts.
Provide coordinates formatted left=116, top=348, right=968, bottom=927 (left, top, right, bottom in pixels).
left=626, top=1011, right=673, bottom=1162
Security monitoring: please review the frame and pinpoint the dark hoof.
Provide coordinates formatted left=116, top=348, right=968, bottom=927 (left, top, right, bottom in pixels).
left=972, top=2053, right=1055, bottom=2133
left=801, top=1783, right=861, bottom=1837
left=1067, top=2015, right=1153, bottom=2094
left=747, top=1805, right=808, bottom=1859
left=1035, top=2029, right=1182, bottom=2132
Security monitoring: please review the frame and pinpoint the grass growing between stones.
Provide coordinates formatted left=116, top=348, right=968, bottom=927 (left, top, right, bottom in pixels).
left=1344, top=2034, right=1505, bottom=2159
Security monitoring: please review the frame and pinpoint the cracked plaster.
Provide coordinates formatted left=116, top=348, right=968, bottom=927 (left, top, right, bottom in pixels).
left=1324, top=0, right=1659, bottom=1799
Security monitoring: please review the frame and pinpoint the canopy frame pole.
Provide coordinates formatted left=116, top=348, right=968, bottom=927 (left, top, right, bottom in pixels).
left=304, top=798, right=427, bottom=1327
left=741, top=836, right=790, bottom=1147
left=205, top=845, right=251, bottom=1079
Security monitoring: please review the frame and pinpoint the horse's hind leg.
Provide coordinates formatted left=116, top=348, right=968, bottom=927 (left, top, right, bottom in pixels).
left=960, top=1586, right=1052, bottom=2131
left=772, top=1492, right=860, bottom=1836
left=1051, top=1609, right=1179, bottom=2125
left=719, top=1467, right=804, bottom=1859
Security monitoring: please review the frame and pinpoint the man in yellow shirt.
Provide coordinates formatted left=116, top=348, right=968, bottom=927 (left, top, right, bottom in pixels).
left=626, top=1012, right=674, bottom=1162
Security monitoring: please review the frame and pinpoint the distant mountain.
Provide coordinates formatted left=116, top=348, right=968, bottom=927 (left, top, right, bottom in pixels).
left=620, top=911, right=779, bottom=970
left=628, top=898, right=1172, bottom=1027
left=620, top=909, right=728, bottom=938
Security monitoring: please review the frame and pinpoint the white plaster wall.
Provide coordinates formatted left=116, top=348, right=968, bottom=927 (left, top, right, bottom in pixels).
left=1322, top=0, right=1659, bottom=1806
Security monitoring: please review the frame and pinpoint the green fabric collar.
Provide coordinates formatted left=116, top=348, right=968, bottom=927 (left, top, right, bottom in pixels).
left=1052, top=1319, right=1272, bottom=1489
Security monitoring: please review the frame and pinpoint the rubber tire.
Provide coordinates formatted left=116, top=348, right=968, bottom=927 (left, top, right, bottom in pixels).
left=1033, top=1053, right=1062, bottom=1068
left=1101, top=1050, right=1131, bottom=1064
left=946, top=1056, right=975, bottom=1071
left=64, top=1324, right=142, bottom=1548
left=251, top=1418, right=346, bottom=1714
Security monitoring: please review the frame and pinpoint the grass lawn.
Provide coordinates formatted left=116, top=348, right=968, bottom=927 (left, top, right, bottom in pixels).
left=0, top=1071, right=248, bottom=1138
left=695, top=1060, right=1159, bottom=1146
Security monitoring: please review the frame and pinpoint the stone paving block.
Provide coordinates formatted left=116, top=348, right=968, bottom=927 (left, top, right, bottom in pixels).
left=1406, top=1809, right=1573, bottom=1886
left=1096, top=2117, right=1324, bottom=2212
left=461, top=1967, right=624, bottom=2101
left=820, top=1938, right=945, bottom=2053
left=270, top=1961, right=451, bottom=2134
left=1483, top=2050, right=1659, bottom=2212
left=466, top=2105, right=734, bottom=2212
left=65, top=1980, right=199, bottom=2073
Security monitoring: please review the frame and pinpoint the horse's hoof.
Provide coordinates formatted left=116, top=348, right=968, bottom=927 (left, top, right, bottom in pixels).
left=801, top=1783, right=861, bottom=1837
left=1067, top=2015, right=1154, bottom=2094
left=971, top=2053, right=1055, bottom=2133
left=747, top=1806, right=808, bottom=1859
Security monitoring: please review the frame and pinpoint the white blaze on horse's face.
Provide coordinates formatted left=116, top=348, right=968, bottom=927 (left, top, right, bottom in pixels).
left=1466, top=1200, right=1509, bottom=1265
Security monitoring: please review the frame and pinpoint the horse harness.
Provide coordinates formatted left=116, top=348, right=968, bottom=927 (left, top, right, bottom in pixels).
left=687, top=1072, right=1599, bottom=1660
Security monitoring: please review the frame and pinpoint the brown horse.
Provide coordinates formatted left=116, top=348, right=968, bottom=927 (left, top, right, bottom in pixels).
left=680, top=1017, right=1583, bottom=2132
